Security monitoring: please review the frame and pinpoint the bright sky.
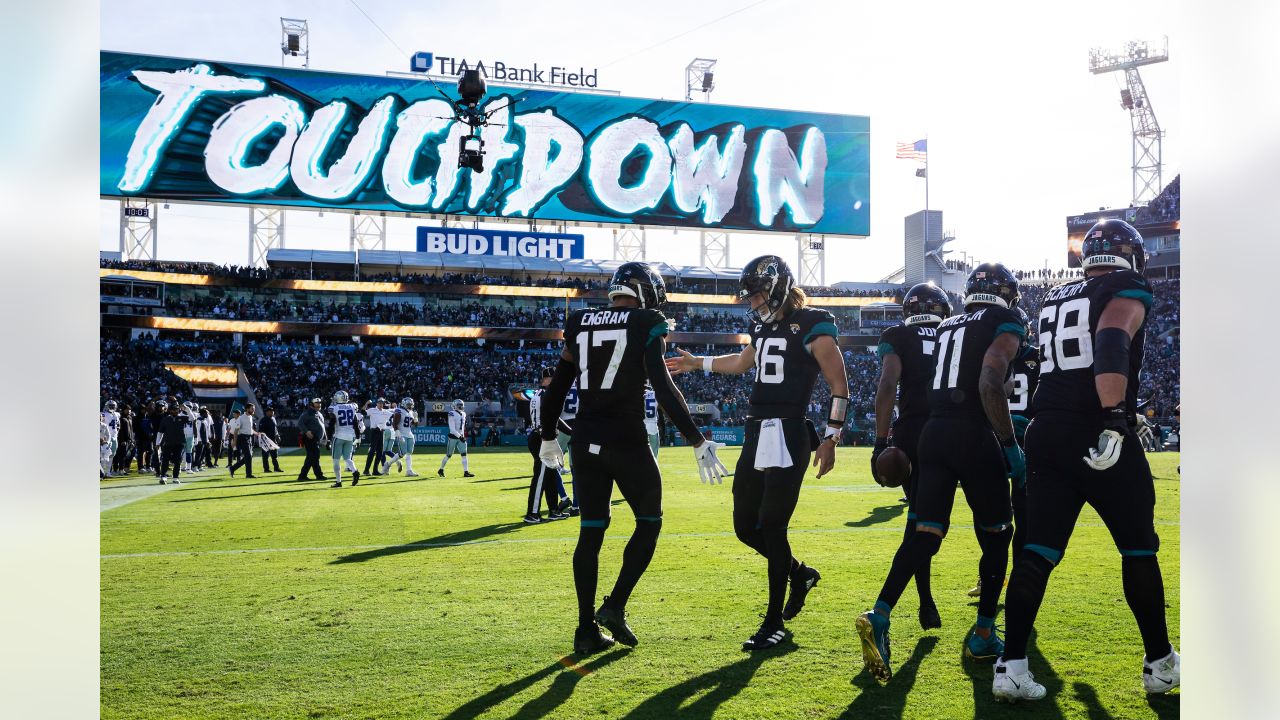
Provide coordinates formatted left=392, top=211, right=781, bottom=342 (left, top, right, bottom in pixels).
left=99, top=0, right=1179, bottom=283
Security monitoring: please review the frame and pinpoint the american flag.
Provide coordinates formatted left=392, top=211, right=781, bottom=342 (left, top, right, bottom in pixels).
left=896, top=139, right=927, bottom=162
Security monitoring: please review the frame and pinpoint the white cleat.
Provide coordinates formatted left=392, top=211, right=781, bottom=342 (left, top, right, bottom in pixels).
left=406, top=471, right=420, bottom=477
left=1142, top=649, right=1180, bottom=694
left=993, top=657, right=1047, bottom=702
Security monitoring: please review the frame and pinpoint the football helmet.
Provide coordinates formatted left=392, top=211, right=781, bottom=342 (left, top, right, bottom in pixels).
left=608, top=262, right=667, bottom=310
left=332, top=390, right=349, bottom=404
left=901, top=282, right=952, bottom=326
left=1081, top=218, right=1147, bottom=272
left=105, top=400, right=117, bottom=411
left=738, top=255, right=794, bottom=323
left=402, top=397, right=415, bottom=409
left=453, top=399, right=465, bottom=411
left=963, top=263, right=1020, bottom=310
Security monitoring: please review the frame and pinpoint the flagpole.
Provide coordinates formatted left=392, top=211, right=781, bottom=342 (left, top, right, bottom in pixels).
left=923, top=134, right=929, bottom=281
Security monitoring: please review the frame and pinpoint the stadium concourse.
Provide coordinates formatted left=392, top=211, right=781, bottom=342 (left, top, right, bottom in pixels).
left=99, top=257, right=1182, bottom=479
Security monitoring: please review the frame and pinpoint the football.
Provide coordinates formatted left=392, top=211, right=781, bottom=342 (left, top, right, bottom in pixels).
left=876, top=447, right=912, bottom=488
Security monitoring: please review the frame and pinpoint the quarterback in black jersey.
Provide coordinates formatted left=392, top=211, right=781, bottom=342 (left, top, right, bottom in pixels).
left=856, top=263, right=1026, bottom=683
left=871, top=282, right=952, bottom=630
left=539, top=262, right=727, bottom=656
left=667, top=255, right=850, bottom=652
left=994, top=220, right=1178, bottom=701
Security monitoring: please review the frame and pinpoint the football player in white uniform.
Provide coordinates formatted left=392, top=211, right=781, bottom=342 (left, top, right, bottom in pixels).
left=439, top=399, right=474, bottom=477
left=181, top=402, right=198, bottom=472
left=100, top=413, right=112, bottom=478
left=643, top=384, right=660, bottom=458
left=381, top=398, right=419, bottom=476
left=328, top=390, right=363, bottom=488
left=101, top=401, right=121, bottom=477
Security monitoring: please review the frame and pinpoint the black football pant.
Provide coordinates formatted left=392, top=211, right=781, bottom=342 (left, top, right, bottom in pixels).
left=892, top=414, right=935, bottom=607
left=570, top=440, right=663, bottom=625
left=1003, top=416, right=1170, bottom=661
left=526, top=433, right=567, bottom=517
left=229, top=436, right=256, bottom=477
left=297, top=438, right=324, bottom=480
left=875, top=417, right=1012, bottom=624
left=212, top=438, right=223, bottom=464
left=261, top=446, right=281, bottom=473
left=733, top=418, right=814, bottom=625
left=363, top=428, right=385, bottom=474
left=160, top=443, right=185, bottom=479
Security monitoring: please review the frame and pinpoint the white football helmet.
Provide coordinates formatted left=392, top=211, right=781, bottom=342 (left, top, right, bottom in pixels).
left=453, top=399, right=465, bottom=411
left=333, top=390, right=349, bottom=404
left=402, top=397, right=414, bottom=409
left=105, top=400, right=117, bottom=411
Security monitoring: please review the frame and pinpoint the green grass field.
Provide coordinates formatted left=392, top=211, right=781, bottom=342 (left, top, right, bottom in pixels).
left=101, top=446, right=1179, bottom=719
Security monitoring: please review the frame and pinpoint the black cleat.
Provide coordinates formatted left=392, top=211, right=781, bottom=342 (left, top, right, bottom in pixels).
left=463, top=471, right=476, bottom=478
left=557, top=496, right=573, bottom=514
left=158, top=478, right=166, bottom=485
left=331, top=481, right=342, bottom=488
left=351, top=471, right=360, bottom=486
left=781, top=563, right=821, bottom=621
left=522, top=514, right=542, bottom=524
left=919, top=602, right=942, bottom=630
left=595, top=598, right=638, bottom=647
left=742, top=618, right=790, bottom=651
left=568, top=506, right=581, bottom=517
left=546, top=511, right=569, bottom=521
left=574, top=622, right=616, bottom=655
left=437, top=469, right=445, bottom=478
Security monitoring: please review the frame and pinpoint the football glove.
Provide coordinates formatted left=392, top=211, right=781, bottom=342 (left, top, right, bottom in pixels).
left=870, top=437, right=889, bottom=486
left=1001, top=435, right=1026, bottom=486
left=539, top=439, right=565, bottom=469
left=693, top=440, right=729, bottom=484
left=1083, top=406, right=1128, bottom=471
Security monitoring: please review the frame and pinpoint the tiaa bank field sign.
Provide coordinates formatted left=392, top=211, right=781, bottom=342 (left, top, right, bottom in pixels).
left=417, top=226, right=584, bottom=260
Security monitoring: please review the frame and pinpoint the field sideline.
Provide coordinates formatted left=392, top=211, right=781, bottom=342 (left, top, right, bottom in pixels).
left=101, top=446, right=1180, bottom=719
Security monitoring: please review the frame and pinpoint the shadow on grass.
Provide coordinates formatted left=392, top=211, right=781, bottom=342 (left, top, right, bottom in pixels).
left=618, top=643, right=797, bottom=719
left=436, top=649, right=630, bottom=720
left=468, top=475, right=531, bottom=483
left=846, top=503, right=907, bottom=528
left=959, top=630, right=1096, bottom=720
left=329, top=522, right=532, bottom=564
left=840, top=635, right=937, bottom=719
left=173, top=477, right=319, bottom=491
left=168, top=485, right=331, bottom=502
left=1143, top=688, right=1179, bottom=719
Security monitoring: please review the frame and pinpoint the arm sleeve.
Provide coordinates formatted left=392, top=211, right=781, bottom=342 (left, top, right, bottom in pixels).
left=540, top=359, right=577, bottom=441
left=643, top=338, right=703, bottom=444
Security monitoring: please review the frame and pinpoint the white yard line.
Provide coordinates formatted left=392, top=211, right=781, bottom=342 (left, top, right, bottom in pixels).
left=101, top=520, right=1181, bottom=560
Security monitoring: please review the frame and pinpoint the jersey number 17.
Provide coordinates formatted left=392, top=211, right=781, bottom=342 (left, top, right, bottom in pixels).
left=576, top=329, right=628, bottom=390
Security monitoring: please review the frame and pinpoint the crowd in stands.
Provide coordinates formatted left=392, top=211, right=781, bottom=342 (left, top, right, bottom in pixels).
left=1135, top=175, right=1180, bottom=225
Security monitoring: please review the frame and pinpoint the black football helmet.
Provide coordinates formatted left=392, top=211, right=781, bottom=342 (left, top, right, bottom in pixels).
left=1081, top=218, right=1146, bottom=272
left=738, top=255, right=794, bottom=323
left=963, top=262, right=1020, bottom=310
left=901, top=282, right=952, bottom=326
left=608, top=261, right=667, bottom=309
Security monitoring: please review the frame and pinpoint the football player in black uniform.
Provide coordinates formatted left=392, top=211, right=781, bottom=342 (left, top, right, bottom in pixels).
left=856, top=263, right=1026, bottom=682
left=539, top=262, right=728, bottom=655
left=871, top=282, right=951, bottom=630
left=667, top=255, right=849, bottom=651
left=993, top=220, right=1178, bottom=701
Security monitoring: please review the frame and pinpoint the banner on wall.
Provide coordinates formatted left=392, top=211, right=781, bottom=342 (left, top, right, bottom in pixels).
left=416, top=226, right=584, bottom=259
left=101, top=51, right=870, bottom=236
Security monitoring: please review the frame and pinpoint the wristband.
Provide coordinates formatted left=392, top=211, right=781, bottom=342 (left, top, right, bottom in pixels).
left=823, top=425, right=841, bottom=442
left=702, top=356, right=714, bottom=373
left=827, top=395, right=849, bottom=427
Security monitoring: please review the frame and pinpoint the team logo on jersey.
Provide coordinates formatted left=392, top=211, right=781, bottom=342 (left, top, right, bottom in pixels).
left=1025, top=360, right=1038, bottom=370
left=789, top=323, right=800, bottom=334
left=754, top=324, right=763, bottom=333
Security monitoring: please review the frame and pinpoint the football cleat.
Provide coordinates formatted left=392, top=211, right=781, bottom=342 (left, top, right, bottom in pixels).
left=158, top=478, right=166, bottom=485
left=546, top=511, right=569, bottom=521
left=405, top=471, right=419, bottom=477
left=573, top=622, right=615, bottom=656
left=741, top=618, right=790, bottom=652
left=967, top=578, right=982, bottom=597
left=522, top=514, right=542, bottom=524
left=595, top=598, right=638, bottom=647
left=568, top=506, right=581, bottom=517
left=331, top=481, right=342, bottom=488
left=557, top=496, right=573, bottom=514
left=437, top=469, right=445, bottom=478
left=463, top=471, right=476, bottom=478
left=918, top=602, right=942, bottom=630
left=781, top=563, right=821, bottom=620
left=856, top=611, right=892, bottom=682
left=1142, top=649, right=1180, bottom=694
left=351, top=471, right=360, bottom=486
left=964, top=624, right=1005, bottom=660
left=993, top=657, right=1047, bottom=702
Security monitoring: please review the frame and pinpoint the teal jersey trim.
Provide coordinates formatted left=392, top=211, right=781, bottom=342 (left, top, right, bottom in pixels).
left=1026, top=543, right=1063, bottom=564
left=1115, top=288, right=1154, bottom=310
left=876, top=341, right=895, bottom=359
left=995, top=322, right=1027, bottom=340
left=646, top=320, right=672, bottom=346
left=803, top=321, right=839, bottom=346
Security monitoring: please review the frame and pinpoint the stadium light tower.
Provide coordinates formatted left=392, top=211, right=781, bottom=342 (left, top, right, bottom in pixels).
left=685, top=58, right=717, bottom=102
left=281, top=18, right=310, bottom=69
left=1089, top=37, right=1168, bottom=205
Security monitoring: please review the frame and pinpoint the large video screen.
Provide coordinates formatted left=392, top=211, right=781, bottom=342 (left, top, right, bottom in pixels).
left=101, top=52, right=870, bottom=236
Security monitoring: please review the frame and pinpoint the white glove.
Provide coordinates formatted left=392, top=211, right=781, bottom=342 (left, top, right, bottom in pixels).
left=1082, top=429, right=1124, bottom=471
left=539, top=439, right=565, bottom=469
left=693, top=440, right=730, bottom=484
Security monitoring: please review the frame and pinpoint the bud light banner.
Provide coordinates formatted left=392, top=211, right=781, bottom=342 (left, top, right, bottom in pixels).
left=416, top=226, right=584, bottom=259
left=101, top=51, right=870, bottom=236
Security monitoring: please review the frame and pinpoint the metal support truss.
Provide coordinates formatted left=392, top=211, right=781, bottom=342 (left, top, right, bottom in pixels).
left=699, top=230, right=731, bottom=268
left=613, top=226, right=646, bottom=262
left=350, top=212, right=387, bottom=251
left=248, top=206, right=284, bottom=267
left=685, top=58, right=717, bottom=102
left=1123, top=66, right=1163, bottom=204
left=118, top=198, right=158, bottom=261
left=796, top=234, right=825, bottom=287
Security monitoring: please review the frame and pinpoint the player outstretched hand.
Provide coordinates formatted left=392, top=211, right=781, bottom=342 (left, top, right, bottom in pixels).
left=539, top=439, right=565, bottom=469
left=664, top=348, right=699, bottom=377
left=694, top=440, right=729, bottom=484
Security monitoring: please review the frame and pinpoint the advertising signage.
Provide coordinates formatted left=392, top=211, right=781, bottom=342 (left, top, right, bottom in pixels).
left=416, top=226, right=584, bottom=259
left=101, top=51, right=870, bottom=236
